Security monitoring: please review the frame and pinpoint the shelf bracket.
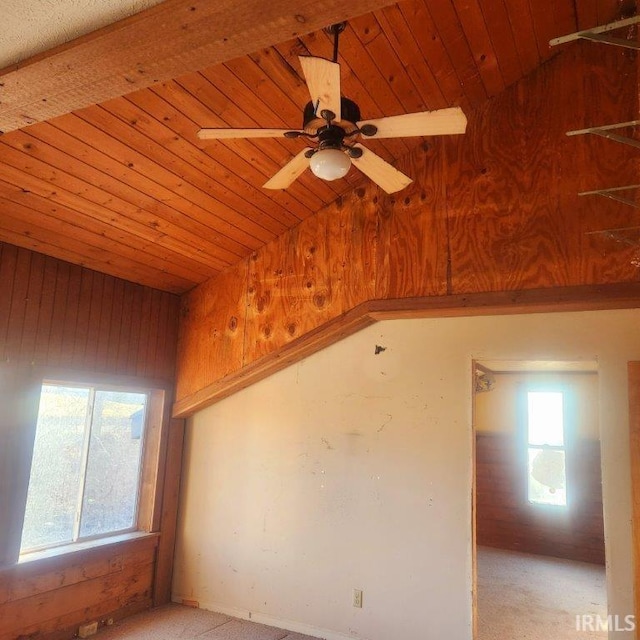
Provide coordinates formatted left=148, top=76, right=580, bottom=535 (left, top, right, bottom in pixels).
left=550, top=15, right=640, bottom=50
left=579, top=184, right=640, bottom=209
left=566, top=120, right=640, bottom=150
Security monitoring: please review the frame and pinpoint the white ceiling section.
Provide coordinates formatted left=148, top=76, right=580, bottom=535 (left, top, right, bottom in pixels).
left=477, top=360, right=599, bottom=373
left=0, top=0, right=164, bottom=69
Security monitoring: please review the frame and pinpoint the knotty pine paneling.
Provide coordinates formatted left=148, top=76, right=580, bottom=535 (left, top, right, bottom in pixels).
left=0, top=242, right=179, bottom=381
left=0, top=535, right=157, bottom=640
left=476, top=433, right=605, bottom=564
left=175, top=42, right=639, bottom=412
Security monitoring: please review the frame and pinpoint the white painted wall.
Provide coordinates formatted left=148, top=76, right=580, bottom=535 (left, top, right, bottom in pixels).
left=475, top=371, right=600, bottom=438
left=173, top=310, right=640, bottom=640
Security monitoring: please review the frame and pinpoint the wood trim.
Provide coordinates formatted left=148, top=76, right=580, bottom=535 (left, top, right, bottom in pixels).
left=173, top=302, right=376, bottom=417
left=153, top=418, right=186, bottom=606
left=629, top=361, right=640, bottom=638
left=173, top=283, right=640, bottom=418
left=0, top=0, right=399, bottom=133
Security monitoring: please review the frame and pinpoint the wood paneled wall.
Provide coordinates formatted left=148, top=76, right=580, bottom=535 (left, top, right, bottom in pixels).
left=175, top=42, right=640, bottom=414
left=0, top=536, right=157, bottom=640
left=0, top=242, right=179, bottom=381
left=0, top=244, right=182, bottom=639
left=475, top=433, right=605, bottom=564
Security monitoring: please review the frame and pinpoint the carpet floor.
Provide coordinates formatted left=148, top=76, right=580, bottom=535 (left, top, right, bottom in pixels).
left=96, top=605, right=320, bottom=640
left=477, top=546, right=607, bottom=640
left=94, top=547, right=607, bottom=640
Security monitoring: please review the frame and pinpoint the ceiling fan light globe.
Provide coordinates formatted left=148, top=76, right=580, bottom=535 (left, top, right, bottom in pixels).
left=309, top=148, right=351, bottom=181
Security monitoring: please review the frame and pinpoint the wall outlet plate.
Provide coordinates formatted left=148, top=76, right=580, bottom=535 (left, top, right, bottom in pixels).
left=353, top=588, right=363, bottom=608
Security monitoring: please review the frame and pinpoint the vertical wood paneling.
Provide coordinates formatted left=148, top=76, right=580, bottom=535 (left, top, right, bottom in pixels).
left=476, top=433, right=605, bottom=564
left=0, top=242, right=179, bottom=381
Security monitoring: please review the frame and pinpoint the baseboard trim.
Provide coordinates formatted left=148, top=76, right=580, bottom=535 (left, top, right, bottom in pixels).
left=171, top=596, right=358, bottom=640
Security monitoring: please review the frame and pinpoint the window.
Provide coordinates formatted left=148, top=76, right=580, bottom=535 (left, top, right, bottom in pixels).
left=20, top=383, right=148, bottom=553
left=526, top=390, right=567, bottom=507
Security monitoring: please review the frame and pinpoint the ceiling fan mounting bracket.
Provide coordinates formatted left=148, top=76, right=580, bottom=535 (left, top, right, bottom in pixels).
left=324, top=22, right=347, bottom=37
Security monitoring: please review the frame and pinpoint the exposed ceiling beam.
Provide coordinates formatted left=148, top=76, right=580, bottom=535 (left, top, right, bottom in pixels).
left=0, top=0, right=398, bottom=134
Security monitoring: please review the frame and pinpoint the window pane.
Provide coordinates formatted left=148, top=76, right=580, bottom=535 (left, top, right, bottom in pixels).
left=79, top=391, right=146, bottom=538
left=527, top=447, right=567, bottom=506
left=528, top=391, right=564, bottom=446
left=21, top=385, right=90, bottom=552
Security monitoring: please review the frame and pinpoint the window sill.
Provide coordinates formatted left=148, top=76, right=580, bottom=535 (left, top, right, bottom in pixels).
left=17, top=531, right=160, bottom=566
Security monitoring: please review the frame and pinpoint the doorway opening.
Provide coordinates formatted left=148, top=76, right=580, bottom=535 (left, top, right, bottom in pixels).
left=473, top=359, right=607, bottom=639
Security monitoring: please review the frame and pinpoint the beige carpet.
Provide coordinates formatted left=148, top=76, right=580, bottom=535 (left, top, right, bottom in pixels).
left=477, top=546, right=607, bottom=640
left=97, top=605, right=320, bottom=640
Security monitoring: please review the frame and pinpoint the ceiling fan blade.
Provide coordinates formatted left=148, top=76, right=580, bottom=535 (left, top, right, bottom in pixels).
left=299, top=56, right=342, bottom=121
left=263, top=148, right=311, bottom=190
left=351, top=144, right=413, bottom=194
left=358, top=107, right=467, bottom=139
left=198, top=128, right=296, bottom=140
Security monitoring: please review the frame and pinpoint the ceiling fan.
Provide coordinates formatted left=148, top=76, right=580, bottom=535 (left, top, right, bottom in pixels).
left=197, top=23, right=467, bottom=194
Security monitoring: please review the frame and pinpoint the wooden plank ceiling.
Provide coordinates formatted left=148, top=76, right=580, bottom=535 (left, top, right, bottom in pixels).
left=0, top=0, right=626, bottom=294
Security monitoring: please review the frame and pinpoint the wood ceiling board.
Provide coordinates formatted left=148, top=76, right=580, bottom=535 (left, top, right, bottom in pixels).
left=174, top=72, right=342, bottom=206
left=107, top=94, right=305, bottom=228
left=0, top=130, right=243, bottom=271
left=350, top=13, right=429, bottom=113
left=147, top=79, right=328, bottom=215
left=97, top=98, right=300, bottom=233
left=0, top=0, right=402, bottom=133
left=374, top=6, right=449, bottom=110
left=0, top=0, right=600, bottom=293
left=0, top=178, right=213, bottom=284
left=450, top=0, right=506, bottom=96
left=475, top=0, right=523, bottom=88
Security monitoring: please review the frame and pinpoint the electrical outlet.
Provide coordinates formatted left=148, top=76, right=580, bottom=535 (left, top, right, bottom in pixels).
left=353, top=588, right=363, bottom=608
left=78, top=621, right=98, bottom=638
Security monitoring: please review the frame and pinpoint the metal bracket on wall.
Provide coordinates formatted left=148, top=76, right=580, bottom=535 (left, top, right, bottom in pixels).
left=566, top=121, right=640, bottom=150
left=579, top=184, right=640, bottom=209
left=587, top=226, right=640, bottom=246
left=550, top=15, right=640, bottom=50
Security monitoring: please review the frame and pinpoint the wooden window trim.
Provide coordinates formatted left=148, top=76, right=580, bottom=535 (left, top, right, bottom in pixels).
left=0, top=367, right=174, bottom=568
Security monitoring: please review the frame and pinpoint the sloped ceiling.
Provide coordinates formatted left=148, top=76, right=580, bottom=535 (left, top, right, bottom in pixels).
left=0, top=0, right=630, bottom=293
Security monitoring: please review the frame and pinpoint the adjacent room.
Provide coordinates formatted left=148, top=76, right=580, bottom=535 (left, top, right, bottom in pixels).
left=474, top=362, right=608, bottom=639
left=1, top=1, right=639, bottom=640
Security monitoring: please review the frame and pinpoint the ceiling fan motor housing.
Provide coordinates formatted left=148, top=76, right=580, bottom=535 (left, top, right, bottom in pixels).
left=302, top=97, right=361, bottom=131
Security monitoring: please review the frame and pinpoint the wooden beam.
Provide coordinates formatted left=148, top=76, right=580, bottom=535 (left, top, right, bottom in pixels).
left=173, top=283, right=640, bottom=417
left=0, top=0, right=399, bottom=133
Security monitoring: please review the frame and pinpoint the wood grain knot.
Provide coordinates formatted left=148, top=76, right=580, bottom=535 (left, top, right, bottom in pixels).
left=313, top=293, right=326, bottom=308
left=228, top=316, right=238, bottom=331
left=263, top=325, right=272, bottom=338
left=287, top=323, right=297, bottom=336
